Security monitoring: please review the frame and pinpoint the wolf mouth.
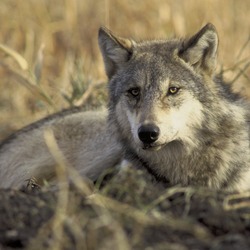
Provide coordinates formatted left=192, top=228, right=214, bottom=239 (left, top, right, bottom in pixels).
left=141, top=132, right=179, bottom=150
left=142, top=143, right=166, bottom=151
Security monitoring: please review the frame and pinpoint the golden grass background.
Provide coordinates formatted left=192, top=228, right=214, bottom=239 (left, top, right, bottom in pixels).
left=0, top=0, right=249, bottom=139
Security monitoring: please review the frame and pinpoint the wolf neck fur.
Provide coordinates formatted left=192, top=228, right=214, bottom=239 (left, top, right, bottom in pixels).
left=109, top=99, right=249, bottom=189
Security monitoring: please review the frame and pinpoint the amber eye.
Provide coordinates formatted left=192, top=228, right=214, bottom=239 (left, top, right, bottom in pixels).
left=168, top=87, right=180, bottom=95
left=128, top=88, right=140, bottom=97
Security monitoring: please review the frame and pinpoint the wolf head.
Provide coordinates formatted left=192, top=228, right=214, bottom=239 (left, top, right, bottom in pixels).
left=98, top=24, right=219, bottom=151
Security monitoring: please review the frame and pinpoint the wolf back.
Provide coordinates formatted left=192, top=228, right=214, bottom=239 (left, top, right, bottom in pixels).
left=0, top=108, right=122, bottom=188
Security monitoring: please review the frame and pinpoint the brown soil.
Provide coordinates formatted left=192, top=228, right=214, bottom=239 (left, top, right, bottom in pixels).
left=0, top=167, right=250, bottom=250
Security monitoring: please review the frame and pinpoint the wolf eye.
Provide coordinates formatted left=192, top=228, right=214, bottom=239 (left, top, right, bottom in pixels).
left=128, top=88, right=140, bottom=97
left=168, top=87, right=180, bottom=95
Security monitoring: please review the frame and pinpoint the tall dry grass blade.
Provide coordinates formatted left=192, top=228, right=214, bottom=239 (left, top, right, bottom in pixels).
left=63, top=162, right=94, bottom=197
left=105, top=0, right=110, bottom=27
left=64, top=168, right=131, bottom=249
left=223, top=191, right=250, bottom=212
left=0, top=62, right=55, bottom=107
left=88, top=193, right=211, bottom=241
left=64, top=167, right=132, bottom=249
left=236, top=35, right=250, bottom=60
left=74, top=80, right=104, bottom=106
left=34, top=43, right=45, bottom=83
left=43, top=129, right=70, bottom=250
left=43, top=131, right=131, bottom=250
left=144, top=186, right=195, bottom=213
left=230, top=61, right=250, bottom=84
left=221, top=57, right=250, bottom=73
left=144, top=186, right=185, bottom=212
left=0, top=44, right=29, bottom=70
left=65, top=0, right=78, bottom=27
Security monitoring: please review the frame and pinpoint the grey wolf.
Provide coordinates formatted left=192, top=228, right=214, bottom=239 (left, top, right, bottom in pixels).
left=99, top=23, right=250, bottom=191
left=0, top=23, right=249, bottom=191
left=0, top=108, right=122, bottom=188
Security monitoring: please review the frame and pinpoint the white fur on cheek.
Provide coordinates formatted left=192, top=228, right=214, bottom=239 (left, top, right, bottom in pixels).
left=172, top=98, right=204, bottom=146
left=126, top=110, right=140, bottom=141
left=157, top=95, right=204, bottom=147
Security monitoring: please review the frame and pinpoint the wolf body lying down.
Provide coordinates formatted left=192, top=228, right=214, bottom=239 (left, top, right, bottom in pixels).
left=0, top=23, right=249, bottom=191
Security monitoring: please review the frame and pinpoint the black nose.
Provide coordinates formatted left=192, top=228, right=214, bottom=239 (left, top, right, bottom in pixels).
left=138, top=124, right=160, bottom=144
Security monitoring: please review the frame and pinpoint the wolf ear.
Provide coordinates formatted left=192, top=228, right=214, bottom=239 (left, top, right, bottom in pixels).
left=178, top=23, right=218, bottom=76
left=98, top=27, right=135, bottom=79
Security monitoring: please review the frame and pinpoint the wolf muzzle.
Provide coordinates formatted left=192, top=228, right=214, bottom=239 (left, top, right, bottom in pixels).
left=138, top=124, right=160, bottom=144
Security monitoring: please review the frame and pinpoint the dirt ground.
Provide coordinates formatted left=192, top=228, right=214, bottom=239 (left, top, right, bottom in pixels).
left=1, top=166, right=250, bottom=250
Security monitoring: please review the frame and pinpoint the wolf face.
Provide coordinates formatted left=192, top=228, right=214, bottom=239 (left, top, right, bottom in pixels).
left=99, top=24, right=217, bottom=151
left=113, top=67, right=205, bottom=151
left=99, top=24, right=250, bottom=190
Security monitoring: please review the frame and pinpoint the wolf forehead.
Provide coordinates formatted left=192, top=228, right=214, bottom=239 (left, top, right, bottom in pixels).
left=134, top=39, right=184, bottom=58
left=109, top=41, right=201, bottom=94
left=126, top=41, right=189, bottom=73
left=113, top=40, right=195, bottom=76
left=121, top=39, right=192, bottom=71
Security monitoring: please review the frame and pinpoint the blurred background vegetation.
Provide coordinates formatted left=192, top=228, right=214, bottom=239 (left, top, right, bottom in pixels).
left=0, top=0, right=249, bottom=139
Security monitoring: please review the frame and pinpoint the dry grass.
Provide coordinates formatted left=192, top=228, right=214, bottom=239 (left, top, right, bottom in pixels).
left=0, top=0, right=249, bottom=139
left=0, top=2, right=249, bottom=249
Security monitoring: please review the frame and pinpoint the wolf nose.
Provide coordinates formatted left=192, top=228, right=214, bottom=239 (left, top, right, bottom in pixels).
left=138, top=124, right=160, bottom=144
